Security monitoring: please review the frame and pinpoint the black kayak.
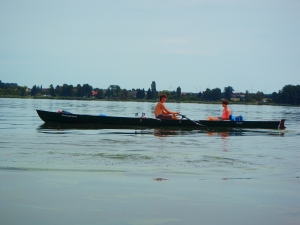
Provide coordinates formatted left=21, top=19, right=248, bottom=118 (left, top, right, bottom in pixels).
left=36, top=109, right=286, bottom=130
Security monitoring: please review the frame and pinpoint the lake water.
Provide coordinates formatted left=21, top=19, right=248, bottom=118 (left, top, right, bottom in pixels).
left=0, top=98, right=299, bottom=225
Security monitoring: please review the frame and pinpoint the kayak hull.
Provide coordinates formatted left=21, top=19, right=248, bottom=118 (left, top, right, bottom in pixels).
left=36, top=110, right=285, bottom=130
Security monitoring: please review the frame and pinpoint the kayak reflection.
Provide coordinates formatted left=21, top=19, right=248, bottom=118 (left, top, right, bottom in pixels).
left=206, top=131, right=243, bottom=139
left=37, top=122, right=285, bottom=137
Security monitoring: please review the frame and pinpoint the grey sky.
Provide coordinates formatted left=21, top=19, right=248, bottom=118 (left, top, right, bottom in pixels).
left=1, top=0, right=299, bottom=93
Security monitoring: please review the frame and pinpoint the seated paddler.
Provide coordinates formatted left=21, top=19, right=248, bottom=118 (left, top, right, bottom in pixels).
left=206, top=99, right=231, bottom=121
left=154, top=94, right=179, bottom=119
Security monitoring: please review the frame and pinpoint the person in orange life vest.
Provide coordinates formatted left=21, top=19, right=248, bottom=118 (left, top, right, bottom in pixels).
left=206, top=99, right=231, bottom=121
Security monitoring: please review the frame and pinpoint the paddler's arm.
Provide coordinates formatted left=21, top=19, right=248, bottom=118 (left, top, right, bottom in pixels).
left=162, top=105, right=179, bottom=115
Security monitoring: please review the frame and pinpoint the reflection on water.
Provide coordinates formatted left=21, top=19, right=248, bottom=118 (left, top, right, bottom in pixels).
left=206, top=131, right=243, bottom=138
left=37, top=122, right=287, bottom=138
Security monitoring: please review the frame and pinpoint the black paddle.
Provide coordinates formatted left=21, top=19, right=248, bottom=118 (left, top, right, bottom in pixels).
left=179, top=114, right=208, bottom=130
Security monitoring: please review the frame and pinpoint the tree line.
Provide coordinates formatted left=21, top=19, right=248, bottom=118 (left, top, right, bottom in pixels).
left=0, top=80, right=299, bottom=105
left=271, top=85, right=300, bottom=105
left=27, top=81, right=161, bottom=100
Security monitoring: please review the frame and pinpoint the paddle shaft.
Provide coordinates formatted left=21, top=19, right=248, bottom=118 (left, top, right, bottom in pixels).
left=179, top=114, right=202, bottom=127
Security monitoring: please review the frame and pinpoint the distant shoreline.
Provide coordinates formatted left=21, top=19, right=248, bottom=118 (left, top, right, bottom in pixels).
left=0, top=95, right=294, bottom=106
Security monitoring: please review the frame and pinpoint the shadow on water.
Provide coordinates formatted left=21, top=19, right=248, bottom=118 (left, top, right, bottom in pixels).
left=37, top=122, right=287, bottom=137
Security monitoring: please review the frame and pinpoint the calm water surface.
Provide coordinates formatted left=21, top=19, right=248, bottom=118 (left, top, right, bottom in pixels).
left=0, top=98, right=299, bottom=225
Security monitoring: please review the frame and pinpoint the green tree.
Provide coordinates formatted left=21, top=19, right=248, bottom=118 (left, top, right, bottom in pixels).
left=211, top=88, right=221, bottom=101
left=60, top=84, right=74, bottom=97
left=95, top=89, right=104, bottom=99
left=245, top=90, right=250, bottom=102
left=36, top=85, right=41, bottom=94
left=55, top=85, right=60, bottom=96
left=255, top=91, right=264, bottom=102
left=82, top=84, right=93, bottom=97
left=136, top=88, right=145, bottom=99
left=31, top=85, right=37, bottom=96
left=151, top=81, right=157, bottom=99
left=161, top=90, right=171, bottom=97
left=147, top=88, right=152, bottom=99
left=61, top=84, right=67, bottom=96
left=224, top=86, right=234, bottom=100
left=76, top=84, right=83, bottom=97
left=281, top=85, right=300, bottom=105
left=176, top=86, right=181, bottom=98
left=19, top=86, right=27, bottom=96
left=115, top=85, right=121, bottom=98
left=106, top=85, right=121, bottom=98
left=203, top=88, right=212, bottom=101
left=198, top=92, right=202, bottom=99
left=49, top=84, right=55, bottom=96
left=121, top=89, right=129, bottom=99
left=271, top=92, right=279, bottom=103
left=105, top=88, right=112, bottom=98
left=169, top=90, right=176, bottom=100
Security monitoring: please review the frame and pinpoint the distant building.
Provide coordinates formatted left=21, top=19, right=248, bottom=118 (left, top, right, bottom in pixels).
left=92, top=91, right=98, bottom=97
left=130, top=90, right=137, bottom=98
left=232, top=92, right=245, bottom=98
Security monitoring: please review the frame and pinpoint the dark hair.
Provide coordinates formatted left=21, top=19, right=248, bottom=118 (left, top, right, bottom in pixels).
left=222, top=99, right=229, bottom=105
left=160, top=94, right=167, bottom=101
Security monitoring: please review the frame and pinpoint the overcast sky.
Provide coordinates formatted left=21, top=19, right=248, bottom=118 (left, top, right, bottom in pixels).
left=1, top=0, right=299, bottom=93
